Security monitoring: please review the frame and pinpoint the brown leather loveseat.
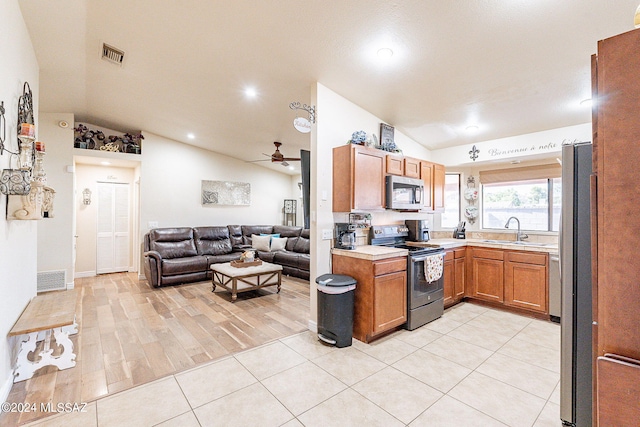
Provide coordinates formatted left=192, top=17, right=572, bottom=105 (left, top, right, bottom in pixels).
left=143, top=225, right=310, bottom=287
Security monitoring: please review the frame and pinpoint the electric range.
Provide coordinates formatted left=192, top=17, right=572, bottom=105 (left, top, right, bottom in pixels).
left=369, top=225, right=445, bottom=330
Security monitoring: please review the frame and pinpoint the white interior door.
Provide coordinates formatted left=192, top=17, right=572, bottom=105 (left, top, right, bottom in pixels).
left=96, top=182, right=130, bottom=274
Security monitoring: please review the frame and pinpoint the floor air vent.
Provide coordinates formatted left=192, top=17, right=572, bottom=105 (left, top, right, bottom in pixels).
left=101, top=43, right=125, bottom=66
left=37, top=270, right=66, bottom=292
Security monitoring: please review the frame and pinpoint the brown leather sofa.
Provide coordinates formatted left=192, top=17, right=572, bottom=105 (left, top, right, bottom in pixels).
left=144, top=225, right=310, bottom=287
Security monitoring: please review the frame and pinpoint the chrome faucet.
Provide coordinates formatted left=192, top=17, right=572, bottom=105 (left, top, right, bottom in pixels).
left=505, top=216, right=528, bottom=241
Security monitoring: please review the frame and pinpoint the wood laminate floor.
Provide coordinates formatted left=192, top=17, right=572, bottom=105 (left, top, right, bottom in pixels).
left=1, top=272, right=310, bottom=426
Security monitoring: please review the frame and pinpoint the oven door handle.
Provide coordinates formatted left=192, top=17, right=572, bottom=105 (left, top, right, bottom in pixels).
left=410, top=251, right=444, bottom=262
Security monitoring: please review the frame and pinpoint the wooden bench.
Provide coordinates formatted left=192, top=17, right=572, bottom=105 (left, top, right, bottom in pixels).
left=8, top=290, right=78, bottom=383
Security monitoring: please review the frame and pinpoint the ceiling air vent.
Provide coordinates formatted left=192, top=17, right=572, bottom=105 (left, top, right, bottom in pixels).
left=101, top=43, right=125, bottom=66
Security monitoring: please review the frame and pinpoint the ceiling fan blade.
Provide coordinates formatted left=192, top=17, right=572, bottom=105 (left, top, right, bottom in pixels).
left=247, top=158, right=271, bottom=163
left=281, top=157, right=301, bottom=161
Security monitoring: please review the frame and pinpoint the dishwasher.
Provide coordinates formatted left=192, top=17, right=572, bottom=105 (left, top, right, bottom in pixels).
left=549, top=254, right=560, bottom=322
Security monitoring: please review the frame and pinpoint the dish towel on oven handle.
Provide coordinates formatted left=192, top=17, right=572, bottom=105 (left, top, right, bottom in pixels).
left=424, top=253, right=444, bottom=283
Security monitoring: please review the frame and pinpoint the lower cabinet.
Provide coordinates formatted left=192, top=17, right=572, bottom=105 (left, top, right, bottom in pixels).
left=332, top=254, right=407, bottom=343
left=504, top=251, right=548, bottom=313
left=470, top=248, right=504, bottom=303
left=444, top=248, right=466, bottom=308
left=372, top=270, right=407, bottom=334
left=468, top=247, right=548, bottom=314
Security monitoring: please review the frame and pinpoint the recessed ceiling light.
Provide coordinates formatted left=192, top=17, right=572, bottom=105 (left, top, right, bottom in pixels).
left=288, top=165, right=295, bottom=170
left=465, top=125, right=479, bottom=133
left=377, top=48, right=394, bottom=59
left=101, top=161, right=111, bottom=166
left=245, top=87, right=257, bottom=98
left=187, top=133, right=195, bottom=139
left=580, top=98, right=592, bottom=107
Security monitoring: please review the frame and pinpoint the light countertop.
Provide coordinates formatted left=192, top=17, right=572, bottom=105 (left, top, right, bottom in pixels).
left=332, top=245, right=408, bottom=261
left=332, top=239, right=558, bottom=259
left=409, top=238, right=558, bottom=254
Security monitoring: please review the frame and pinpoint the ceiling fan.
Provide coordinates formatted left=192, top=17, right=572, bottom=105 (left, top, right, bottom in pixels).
left=249, top=141, right=301, bottom=167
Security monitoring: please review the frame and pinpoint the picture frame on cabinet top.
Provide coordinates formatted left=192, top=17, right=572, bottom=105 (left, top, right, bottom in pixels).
left=380, top=123, right=394, bottom=147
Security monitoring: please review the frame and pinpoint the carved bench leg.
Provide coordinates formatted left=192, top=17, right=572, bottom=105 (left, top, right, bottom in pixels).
left=13, top=327, right=77, bottom=383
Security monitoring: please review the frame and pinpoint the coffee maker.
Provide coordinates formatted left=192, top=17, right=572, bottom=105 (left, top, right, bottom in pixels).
left=334, top=223, right=356, bottom=250
left=405, top=219, right=430, bottom=242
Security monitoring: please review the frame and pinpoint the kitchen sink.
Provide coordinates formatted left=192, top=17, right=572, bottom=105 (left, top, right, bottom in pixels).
left=480, top=239, right=553, bottom=246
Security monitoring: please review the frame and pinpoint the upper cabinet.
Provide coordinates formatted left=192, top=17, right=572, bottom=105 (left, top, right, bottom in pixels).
left=433, top=163, right=445, bottom=211
left=333, top=144, right=386, bottom=212
left=403, top=157, right=421, bottom=178
left=420, top=161, right=445, bottom=212
left=386, top=155, right=404, bottom=176
left=332, top=144, right=446, bottom=212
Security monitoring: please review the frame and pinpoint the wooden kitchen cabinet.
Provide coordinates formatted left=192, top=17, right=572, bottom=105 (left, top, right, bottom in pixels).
left=386, top=154, right=404, bottom=176
left=433, top=163, right=446, bottom=211
left=333, top=144, right=386, bottom=212
left=420, top=160, right=446, bottom=212
left=592, top=28, right=640, bottom=423
left=469, top=248, right=504, bottom=303
left=504, top=251, right=548, bottom=313
left=420, top=161, right=434, bottom=210
left=403, top=157, right=421, bottom=178
left=332, top=254, right=407, bottom=343
left=443, top=248, right=466, bottom=308
left=467, top=247, right=549, bottom=314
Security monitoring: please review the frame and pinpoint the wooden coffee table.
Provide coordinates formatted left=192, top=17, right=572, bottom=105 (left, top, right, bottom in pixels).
left=211, top=261, right=283, bottom=302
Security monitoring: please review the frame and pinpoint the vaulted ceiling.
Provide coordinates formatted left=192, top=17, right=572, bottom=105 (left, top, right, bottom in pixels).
left=19, top=0, right=639, bottom=174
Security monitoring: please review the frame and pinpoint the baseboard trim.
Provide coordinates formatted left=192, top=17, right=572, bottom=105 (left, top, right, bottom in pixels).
left=307, top=319, right=317, bottom=333
left=0, top=372, right=13, bottom=407
left=74, top=271, right=96, bottom=278
left=66, top=281, right=75, bottom=290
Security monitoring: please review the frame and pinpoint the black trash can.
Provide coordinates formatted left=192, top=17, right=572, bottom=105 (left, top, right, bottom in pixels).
left=316, top=273, right=357, bottom=348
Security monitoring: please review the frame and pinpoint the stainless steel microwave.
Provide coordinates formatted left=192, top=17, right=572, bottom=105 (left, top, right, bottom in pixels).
left=385, top=175, right=424, bottom=210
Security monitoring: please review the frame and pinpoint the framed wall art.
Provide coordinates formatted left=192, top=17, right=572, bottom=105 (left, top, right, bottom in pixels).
left=201, top=180, right=250, bottom=206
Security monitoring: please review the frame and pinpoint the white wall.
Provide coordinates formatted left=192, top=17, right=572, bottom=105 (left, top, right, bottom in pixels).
left=431, top=123, right=591, bottom=167
left=37, top=113, right=75, bottom=287
left=139, top=131, right=298, bottom=235
left=75, top=164, right=137, bottom=276
left=0, top=0, right=40, bottom=403
left=310, top=82, right=433, bottom=327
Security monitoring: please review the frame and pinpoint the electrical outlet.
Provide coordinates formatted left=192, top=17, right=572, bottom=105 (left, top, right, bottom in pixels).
left=322, top=229, right=333, bottom=240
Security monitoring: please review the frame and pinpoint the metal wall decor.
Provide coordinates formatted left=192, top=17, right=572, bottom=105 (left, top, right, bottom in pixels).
left=289, top=102, right=316, bottom=133
left=18, top=82, right=34, bottom=127
left=464, top=176, right=478, bottom=224
left=74, top=123, right=143, bottom=154
left=201, top=180, right=250, bottom=206
left=469, top=145, right=480, bottom=161
left=17, top=82, right=36, bottom=171
left=0, top=169, right=31, bottom=196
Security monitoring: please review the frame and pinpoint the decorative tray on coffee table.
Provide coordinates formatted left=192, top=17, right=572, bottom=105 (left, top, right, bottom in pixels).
left=230, top=260, right=262, bottom=268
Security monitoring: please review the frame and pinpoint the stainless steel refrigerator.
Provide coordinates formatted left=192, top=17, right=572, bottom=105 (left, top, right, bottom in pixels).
left=560, top=142, right=592, bottom=427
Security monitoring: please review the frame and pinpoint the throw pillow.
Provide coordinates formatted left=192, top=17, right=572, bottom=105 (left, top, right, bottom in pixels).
left=260, top=233, right=281, bottom=242
left=270, top=237, right=288, bottom=251
left=251, top=234, right=271, bottom=252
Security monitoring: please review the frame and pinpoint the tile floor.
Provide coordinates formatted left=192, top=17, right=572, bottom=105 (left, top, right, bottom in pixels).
left=23, top=302, right=561, bottom=427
